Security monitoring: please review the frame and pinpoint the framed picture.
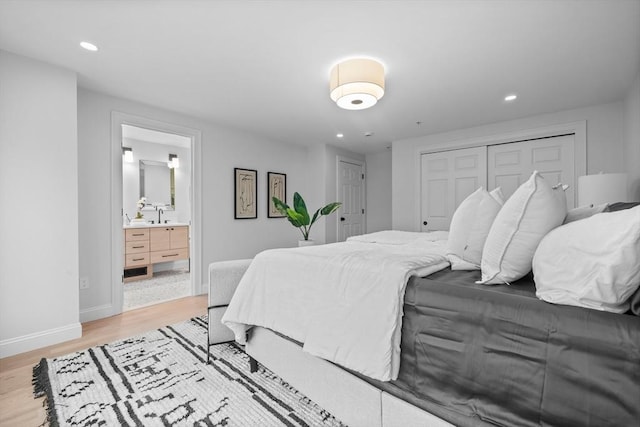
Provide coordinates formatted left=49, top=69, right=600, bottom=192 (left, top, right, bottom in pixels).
left=267, top=172, right=287, bottom=218
left=234, top=168, right=257, bottom=219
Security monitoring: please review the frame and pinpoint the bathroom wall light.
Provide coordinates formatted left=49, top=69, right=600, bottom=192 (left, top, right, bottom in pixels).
left=122, top=146, right=133, bottom=163
left=330, top=58, right=385, bottom=110
left=168, top=154, right=179, bottom=169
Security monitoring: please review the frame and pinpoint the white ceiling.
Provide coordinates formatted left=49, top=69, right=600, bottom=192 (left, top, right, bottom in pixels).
left=1, top=0, right=639, bottom=154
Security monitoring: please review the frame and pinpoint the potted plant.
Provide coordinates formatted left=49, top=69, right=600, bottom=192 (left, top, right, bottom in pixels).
left=130, top=197, right=148, bottom=225
left=272, top=192, right=341, bottom=246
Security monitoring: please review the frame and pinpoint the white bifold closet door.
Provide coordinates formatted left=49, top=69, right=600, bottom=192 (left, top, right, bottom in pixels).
left=420, top=133, right=576, bottom=231
left=487, top=134, right=575, bottom=207
left=420, top=146, right=487, bottom=231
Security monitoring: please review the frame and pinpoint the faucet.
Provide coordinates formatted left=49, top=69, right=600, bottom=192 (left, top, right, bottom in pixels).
left=157, top=207, right=164, bottom=224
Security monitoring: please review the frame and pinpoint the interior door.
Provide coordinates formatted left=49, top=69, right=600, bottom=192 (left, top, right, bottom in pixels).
left=488, top=134, right=575, bottom=207
left=420, top=146, right=487, bottom=231
left=338, top=160, right=365, bottom=241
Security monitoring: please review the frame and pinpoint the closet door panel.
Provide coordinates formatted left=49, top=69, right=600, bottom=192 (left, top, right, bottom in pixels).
left=420, top=146, right=487, bottom=231
left=488, top=134, right=575, bottom=207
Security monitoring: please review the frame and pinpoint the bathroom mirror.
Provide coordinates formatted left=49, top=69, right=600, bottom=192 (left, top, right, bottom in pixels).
left=139, top=159, right=175, bottom=210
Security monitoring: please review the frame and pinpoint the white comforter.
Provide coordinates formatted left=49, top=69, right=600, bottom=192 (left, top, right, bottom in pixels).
left=222, top=230, right=450, bottom=381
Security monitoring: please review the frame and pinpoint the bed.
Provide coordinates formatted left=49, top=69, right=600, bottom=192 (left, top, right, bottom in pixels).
left=214, top=193, right=640, bottom=426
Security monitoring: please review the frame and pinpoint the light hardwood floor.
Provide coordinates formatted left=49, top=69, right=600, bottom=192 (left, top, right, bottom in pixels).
left=0, top=295, right=207, bottom=427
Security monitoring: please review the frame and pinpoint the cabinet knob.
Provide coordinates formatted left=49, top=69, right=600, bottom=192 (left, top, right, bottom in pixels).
left=423, top=221, right=428, bottom=226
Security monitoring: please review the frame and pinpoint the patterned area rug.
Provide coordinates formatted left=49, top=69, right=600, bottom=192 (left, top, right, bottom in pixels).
left=33, top=316, right=345, bottom=426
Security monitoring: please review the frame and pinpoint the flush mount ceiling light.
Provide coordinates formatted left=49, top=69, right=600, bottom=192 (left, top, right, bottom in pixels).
left=330, top=58, right=385, bottom=110
left=80, top=41, right=98, bottom=51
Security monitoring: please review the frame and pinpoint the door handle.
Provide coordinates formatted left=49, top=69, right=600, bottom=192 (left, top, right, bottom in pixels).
left=340, top=217, right=346, bottom=221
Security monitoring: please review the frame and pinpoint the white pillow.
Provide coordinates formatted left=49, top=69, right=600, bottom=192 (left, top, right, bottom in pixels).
left=534, top=206, right=640, bottom=313
left=563, top=203, right=608, bottom=224
left=479, top=171, right=567, bottom=284
left=446, top=187, right=504, bottom=270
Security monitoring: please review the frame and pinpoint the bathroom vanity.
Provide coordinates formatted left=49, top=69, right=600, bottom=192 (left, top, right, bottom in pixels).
left=123, top=224, right=189, bottom=282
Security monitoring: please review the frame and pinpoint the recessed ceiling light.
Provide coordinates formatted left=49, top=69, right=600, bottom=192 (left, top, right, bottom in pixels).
left=80, top=41, right=98, bottom=51
left=504, top=94, right=517, bottom=102
left=336, top=133, right=344, bottom=138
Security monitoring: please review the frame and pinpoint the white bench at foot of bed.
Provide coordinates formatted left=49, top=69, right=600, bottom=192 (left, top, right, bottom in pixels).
left=208, top=260, right=453, bottom=427
left=246, top=326, right=453, bottom=427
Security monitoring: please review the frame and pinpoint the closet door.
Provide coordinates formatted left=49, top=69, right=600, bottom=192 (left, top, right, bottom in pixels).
left=420, top=146, right=487, bottom=231
left=487, top=134, right=575, bottom=207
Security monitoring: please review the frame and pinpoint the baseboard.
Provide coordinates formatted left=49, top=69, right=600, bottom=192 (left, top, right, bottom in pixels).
left=198, top=282, right=207, bottom=295
left=0, top=322, right=82, bottom=359
left=80, top=303, right=115, bottom=323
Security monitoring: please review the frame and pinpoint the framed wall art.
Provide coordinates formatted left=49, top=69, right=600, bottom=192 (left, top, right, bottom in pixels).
left=234, top=168, right=257, bottom=219
left=267, top=172, right=287, bottom=218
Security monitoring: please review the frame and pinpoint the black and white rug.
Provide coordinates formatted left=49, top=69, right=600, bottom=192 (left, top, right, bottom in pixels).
left=33, top=316, right=345, bottom=426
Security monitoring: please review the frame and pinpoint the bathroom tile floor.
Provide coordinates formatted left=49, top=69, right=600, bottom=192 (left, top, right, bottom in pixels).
left=123, top=269, right=191, bottom=311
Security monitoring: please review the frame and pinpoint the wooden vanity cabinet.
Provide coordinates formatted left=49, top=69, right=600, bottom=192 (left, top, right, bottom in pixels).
left=124, top=225, right=189, bottom=282
left=124, top=228, right=152, bottom=282
left=150, top=226, right=189, bottom=264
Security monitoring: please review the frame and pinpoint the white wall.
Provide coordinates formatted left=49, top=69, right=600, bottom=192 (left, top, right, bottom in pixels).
left=122, top=138, right=191, bottom=224
left=305, top=144, right=328, bottom=243
left=392, top=101, right=626, bottom=231
left=78, top=88, right=312, bottom=320
left=365, top=150, right=392, bottom=232
left=0, top=51, right=80, bottom=357
left=624, top=71, right=640, bottom=201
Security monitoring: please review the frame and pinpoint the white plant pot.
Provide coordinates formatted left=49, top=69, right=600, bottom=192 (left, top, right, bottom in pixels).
left=298, top=239, right=315, bottom=247
left=130, top=218, right=148, bottom=226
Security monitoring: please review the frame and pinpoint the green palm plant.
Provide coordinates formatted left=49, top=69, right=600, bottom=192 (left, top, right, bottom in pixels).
left=272, top=192, right=342, bottom=241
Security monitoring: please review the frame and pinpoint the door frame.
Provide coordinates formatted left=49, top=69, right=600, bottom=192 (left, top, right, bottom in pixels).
left=413, top=121, right=587, bottom=230
left=110, top=111, right=203, bottom=317
left=336, top=156, right=366, bottom=241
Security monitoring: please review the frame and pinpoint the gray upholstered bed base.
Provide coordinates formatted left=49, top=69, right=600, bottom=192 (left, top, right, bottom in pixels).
left=208, top=260, right=452, bottom=427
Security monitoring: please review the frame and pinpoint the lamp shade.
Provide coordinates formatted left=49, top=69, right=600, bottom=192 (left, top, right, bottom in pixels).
left=577, top=173, right=628, bottom=207
left=329, top=58, right=385, bottom=110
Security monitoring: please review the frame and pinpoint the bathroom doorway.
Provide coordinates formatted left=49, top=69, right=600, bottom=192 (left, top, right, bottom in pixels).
left=121, top=124, right=193, bottom=311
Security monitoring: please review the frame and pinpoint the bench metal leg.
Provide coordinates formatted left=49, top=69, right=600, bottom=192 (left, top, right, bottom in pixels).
left=207, top=331, right=211, bottom=364
left=249, top=356, right=258, bottom=373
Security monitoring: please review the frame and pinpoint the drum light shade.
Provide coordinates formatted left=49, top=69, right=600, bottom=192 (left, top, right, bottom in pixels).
left=330, top=58, right=385, bottom=110
left=577, top=173, right=628, bottom=207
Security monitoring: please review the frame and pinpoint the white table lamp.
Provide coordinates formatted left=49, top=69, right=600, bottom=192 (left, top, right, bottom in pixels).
left=577, top=173, right=628, bottom=207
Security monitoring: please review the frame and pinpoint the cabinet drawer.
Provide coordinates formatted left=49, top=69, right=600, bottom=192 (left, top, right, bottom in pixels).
left=125, top=252, right=150, bottom=267
left=125, top=228, right=149, bottom=241
left=150, top=247, right=189, bottom=264
left=126, top=240, right=149, bottom=254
